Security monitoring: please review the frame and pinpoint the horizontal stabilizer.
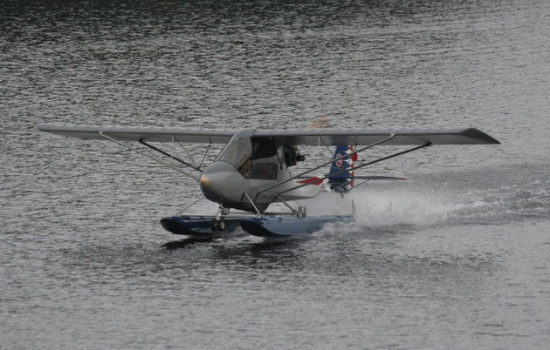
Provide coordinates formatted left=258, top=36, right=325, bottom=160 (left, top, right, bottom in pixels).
left=297, top=175, right=406, bottom=186
left=354, top=176, right=407, bottom=181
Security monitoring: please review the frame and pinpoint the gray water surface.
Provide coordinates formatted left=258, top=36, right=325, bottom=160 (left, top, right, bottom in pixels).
left=2, top=1, right=550, bottom=349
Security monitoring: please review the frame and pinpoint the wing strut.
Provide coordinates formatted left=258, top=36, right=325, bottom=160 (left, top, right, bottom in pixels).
left=275, top=142, right=432, bottom=197
left=139, top=140, right=203, bottom=172
left=99, top=132, right=200, bottom=181
left=256, top=134, right=397, bottom=199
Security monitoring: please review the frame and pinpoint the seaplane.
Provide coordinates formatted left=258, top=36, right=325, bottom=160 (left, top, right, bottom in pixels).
left=38, top=118, right=499, bottom=238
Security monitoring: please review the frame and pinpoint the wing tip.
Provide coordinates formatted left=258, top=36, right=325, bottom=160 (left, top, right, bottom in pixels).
left=463, top=128, right=501, bottom=144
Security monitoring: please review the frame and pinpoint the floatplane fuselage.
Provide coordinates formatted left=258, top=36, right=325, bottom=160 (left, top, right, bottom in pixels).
left=199, top=129, right=323, bottom=214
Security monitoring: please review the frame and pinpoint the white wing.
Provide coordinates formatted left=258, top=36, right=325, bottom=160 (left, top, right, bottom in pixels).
left=38, top=124, right=499, bottom=145
left=253, top=128, right=500, bottom=145
left=37, top=124, right=237, bottom=143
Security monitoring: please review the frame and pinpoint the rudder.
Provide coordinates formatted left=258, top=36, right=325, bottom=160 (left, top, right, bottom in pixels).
left=328, top=145, right=357, bottom=192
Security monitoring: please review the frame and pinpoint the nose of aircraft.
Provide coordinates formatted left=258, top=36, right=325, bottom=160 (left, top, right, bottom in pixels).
left=199, top=175, right=209, bottom=187
left=199, top=161, right=242, bottom=204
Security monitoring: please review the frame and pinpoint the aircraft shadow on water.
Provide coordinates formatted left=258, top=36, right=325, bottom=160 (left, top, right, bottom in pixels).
left=38, top=118, right=499, bottom=238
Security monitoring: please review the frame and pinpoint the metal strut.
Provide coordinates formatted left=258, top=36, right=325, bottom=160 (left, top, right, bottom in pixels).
left=276, top=196, right=306, bottom=217
left=176, top=139, right=201, bottom=171
left=244, top=192, right=262, bottom=215
left=211, top=205, right=229, bottom=231
left=99, top=132, right=200, bottom=181
left=139, top=140, right=203, bottom=172
left=276, top=142, right=432, bottom=197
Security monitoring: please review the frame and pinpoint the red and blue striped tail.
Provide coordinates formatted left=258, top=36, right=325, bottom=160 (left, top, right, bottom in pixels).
left=328, top=145, right=357, bottom=192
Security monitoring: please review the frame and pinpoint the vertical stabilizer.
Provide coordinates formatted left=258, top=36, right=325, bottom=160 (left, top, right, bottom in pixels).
left=328, top=145, right=357, bottom=192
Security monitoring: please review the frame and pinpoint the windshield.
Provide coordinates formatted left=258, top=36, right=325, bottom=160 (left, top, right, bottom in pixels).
left=217, top=136, right=252, bottom=170
left=217, top=136, right=279, bottom=180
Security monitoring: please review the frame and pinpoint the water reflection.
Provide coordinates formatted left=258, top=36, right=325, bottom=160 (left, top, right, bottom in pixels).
left=162, top=237, right=214, bottom=250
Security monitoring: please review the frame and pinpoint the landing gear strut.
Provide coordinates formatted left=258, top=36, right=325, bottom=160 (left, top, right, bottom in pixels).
left=211, top=205, right=229, bottom=231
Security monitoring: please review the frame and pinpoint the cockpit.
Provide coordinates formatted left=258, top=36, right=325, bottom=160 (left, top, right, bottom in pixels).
left=216, top=134, right=279, bottom=180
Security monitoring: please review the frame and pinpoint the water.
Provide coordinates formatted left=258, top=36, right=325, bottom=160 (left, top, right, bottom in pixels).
left=2, top=0, right=550, bottom=348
